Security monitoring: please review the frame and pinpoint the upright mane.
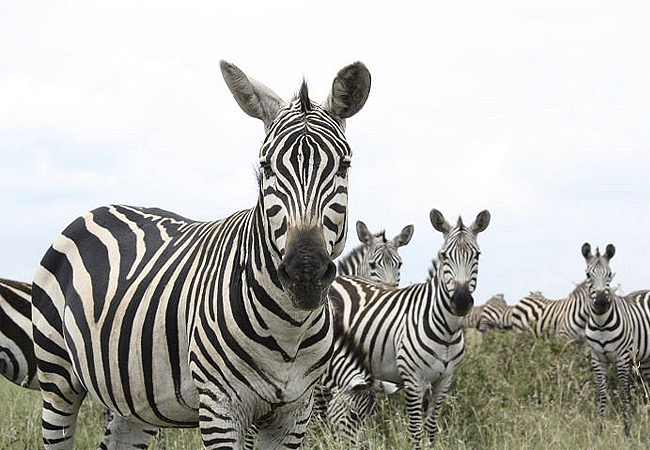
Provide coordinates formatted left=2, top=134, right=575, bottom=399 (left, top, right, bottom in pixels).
left=298, top=80, right=311, bottom=114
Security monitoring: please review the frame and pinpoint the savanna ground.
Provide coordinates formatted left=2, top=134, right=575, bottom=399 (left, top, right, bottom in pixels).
left=2, top=329, right=649, bottom=449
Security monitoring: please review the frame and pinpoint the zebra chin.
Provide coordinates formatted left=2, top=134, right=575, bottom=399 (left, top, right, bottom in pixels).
left=277, top=228, right=337, bottom=311
left=450, top=286, right=474, bottom=316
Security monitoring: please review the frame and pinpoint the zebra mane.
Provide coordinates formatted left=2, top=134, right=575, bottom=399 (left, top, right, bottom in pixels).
left=297, top=80, right=311, bottom=114
left=426, top=258, right=439, bottom=282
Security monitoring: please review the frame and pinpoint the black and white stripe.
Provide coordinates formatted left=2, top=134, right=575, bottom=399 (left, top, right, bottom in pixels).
left=509, top=281, right=591, bottom=343
left=324, top=208, right=490, bottom=448
left=462, top=293, right=506, bottom=333
left=582, top=243, right=650, bottom=435
left=0, top=278, right=37, bottom=389
left=31, top=60, right=371, bottom=450
left=336, top=221, right=414, bottom=287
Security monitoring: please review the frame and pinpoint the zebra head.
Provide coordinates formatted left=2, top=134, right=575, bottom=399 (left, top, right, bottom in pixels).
left=220, top=61, right=371, bottom=310
left=356, top=221, right=414, bottom=287
left=430, top=209, right=491, bottom=316
left=582, top=242, right=616, bottom=315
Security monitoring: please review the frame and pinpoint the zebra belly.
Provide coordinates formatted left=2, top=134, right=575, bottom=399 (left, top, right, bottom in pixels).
left=63, top=304, right=200, bottom=427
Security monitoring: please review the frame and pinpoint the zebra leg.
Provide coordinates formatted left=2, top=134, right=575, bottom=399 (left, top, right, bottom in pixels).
left=423, top=375, right=453, bottom=442
left=402, top=381, right=426, bottom=449
left=256, top=397, right=313, bottom=450
left=590, top=356, right=609, bottom=434
left=615, top=355, right=632, bottom=436
left=327, top=388, right=376, bottom=448
left=99, top=414, right=159, bottom=449
left=39, top=382, right=86, bottom=450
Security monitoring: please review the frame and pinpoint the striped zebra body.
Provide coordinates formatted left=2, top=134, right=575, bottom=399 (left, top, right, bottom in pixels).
left=0, top=278, right=37, bottom=389
left=315, top=221, right=412, bottom=441
left=31, top=61, right=371, bottom=450
left=476, top=294, right=509, bottom=333
left=509, top=282, right=590, bottom=342
left=326, top=209, right=490, bottom=448
left=582, top=243, right=650, bottom=435
left=336, top=221, right=413, bottom=287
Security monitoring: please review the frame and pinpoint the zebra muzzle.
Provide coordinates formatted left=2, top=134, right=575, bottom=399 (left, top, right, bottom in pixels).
left=450, top=285, right=474, bottom=316
left=278, top=229, right=337, bottom=310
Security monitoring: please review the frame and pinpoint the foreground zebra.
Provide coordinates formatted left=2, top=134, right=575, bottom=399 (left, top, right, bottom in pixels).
left=32, top=60, right=371, bottom=449
left=336, top=220, right=414, bottom=287
left=509, top=281, right=591, bottom=343
left=582, top=243, right=650, bottom=435
left=326, top=208, right=490, bottom=448
left=0, top=278, right=37, bottom=389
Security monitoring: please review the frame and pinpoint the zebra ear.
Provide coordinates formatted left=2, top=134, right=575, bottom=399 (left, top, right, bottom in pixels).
left=470, top=210, right=491, bottom=235
left=393, top=225, right=414, bottom=248
left=322, top=61, right=371, bottom=125
left=356, top=220, right=375, bottom=246
left=605, top=244, right=616, bottom=260
left=430, top=209, right=451, bottom=234
left=581, top=242, right=592, bottom=260
left=220, top=60, right=285, bottom=129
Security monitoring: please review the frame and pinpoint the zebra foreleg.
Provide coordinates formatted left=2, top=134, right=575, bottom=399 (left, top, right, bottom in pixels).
left=590, top=356, right=609, bottom=435
left=99, top=414, right=159, bottom=450
left=423, top=375, right=453, bottom=443
left=615, top=355, right=632, bottom=436
left=255, top=400, right=313, bottom=450
left=402, top=381, right=426, bottom=450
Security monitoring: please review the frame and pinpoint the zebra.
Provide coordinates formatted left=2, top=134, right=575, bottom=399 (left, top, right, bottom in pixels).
left=336, top=220, right=414, bottom=287
left=509, top=281, right=591, bottom=343
left=462, top=293, right=506, bottom=332
left=581, top=243, right=650, bottom=435
left=31, top=60, right=371, bottom=450
left=324, top=208, right=490, bottom=448
left=0, top=278, right=37, bottom=389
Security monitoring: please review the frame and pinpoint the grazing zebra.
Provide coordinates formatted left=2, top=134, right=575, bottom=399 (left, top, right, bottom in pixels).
left=336, top=221, right=414, bottom=287
left=462, top=293, right=506, bottom=332
left=31, top=60, right=371, bottom=450
left=0, top=278, right=37, bottom=389
left=325, top=208, right=490, bottom=448
left=509, top=281, right=591, bottom=343
left=582, top=243, right=650, bottom=435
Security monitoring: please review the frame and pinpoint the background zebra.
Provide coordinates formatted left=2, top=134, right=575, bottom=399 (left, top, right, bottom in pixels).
left=336, top=220, right=414, bottom=287
left=325, top=208, right=490, bottom=448
left=31, top=60, right=371, bottom=450
left=509, top=281, right=591, bottom=343
left=582, top=243, right=650, bottom=435
left=0, top=278, right=37, bottom=390
left=462, top=293, right=506, bottom=332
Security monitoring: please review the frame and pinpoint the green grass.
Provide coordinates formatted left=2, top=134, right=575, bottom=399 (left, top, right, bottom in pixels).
left=2, top=330, right=650, bottom=449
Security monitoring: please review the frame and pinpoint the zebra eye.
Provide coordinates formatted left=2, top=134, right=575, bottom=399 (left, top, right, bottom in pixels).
left=337, top=159, right=351, bottom=177
left=259, top=161, right=274, bottom=178
left=369, top=262, right=377, bottom=270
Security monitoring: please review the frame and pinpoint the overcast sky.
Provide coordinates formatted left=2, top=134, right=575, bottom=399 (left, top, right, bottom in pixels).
left=2, top=1, right=649, bottom=305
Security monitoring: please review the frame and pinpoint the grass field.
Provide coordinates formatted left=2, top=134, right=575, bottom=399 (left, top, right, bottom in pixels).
left=2, top=329, right=649, bottom=449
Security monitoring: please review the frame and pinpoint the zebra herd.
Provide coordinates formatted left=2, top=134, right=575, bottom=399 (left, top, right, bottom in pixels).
left=0, top=60, right=648, bottom=449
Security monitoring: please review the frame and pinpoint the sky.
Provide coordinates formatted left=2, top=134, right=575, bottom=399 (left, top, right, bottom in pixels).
left=1, top=1, right=649, bottom=305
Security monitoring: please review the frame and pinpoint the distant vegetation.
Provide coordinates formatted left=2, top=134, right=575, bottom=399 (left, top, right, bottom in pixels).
left=2, top=329, right=649, bottom=449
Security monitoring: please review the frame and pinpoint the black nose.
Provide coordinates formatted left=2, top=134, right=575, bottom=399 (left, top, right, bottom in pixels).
left=277, top=230, right=336, bottom=310
left=593, top=291, right=610, bottom=313
left=451, top=285, right=474, bottom=316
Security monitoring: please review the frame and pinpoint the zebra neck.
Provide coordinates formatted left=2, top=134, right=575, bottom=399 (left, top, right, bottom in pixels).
left=421, top=277, right=464, bottom=339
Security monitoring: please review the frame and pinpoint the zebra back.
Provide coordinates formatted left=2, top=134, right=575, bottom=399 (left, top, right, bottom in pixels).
left=0, top=278, right=37, bottom=389
left=336, top=220, right=413, bottom=287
